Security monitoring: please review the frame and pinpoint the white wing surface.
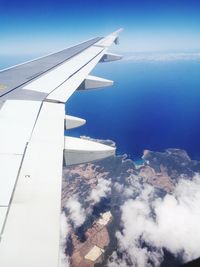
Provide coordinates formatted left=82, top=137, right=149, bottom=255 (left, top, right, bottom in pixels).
left=0, top=29, right=123, bottom=266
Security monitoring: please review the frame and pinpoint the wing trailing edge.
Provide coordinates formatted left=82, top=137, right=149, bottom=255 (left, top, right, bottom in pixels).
left=65, top=28, right=123, bottom=165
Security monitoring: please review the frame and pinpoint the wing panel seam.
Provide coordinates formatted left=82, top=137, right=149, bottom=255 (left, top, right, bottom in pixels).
left=0, top=143, right=28, bottom=239
left=45, top=48, right=105, bottom=99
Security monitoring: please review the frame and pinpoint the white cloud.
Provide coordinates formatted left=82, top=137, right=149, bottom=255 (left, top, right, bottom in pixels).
left=151, top=176, right=200, bottom=261
left=114, top=182, right=124, bottom=193
left=124, top=52, right=200, bottom=62
left=65, top=196, right=86, bottom=227
left=59, top=212, right=70, bottom=267
left=110, top=174, right=200, bottom=266
left=87, top=178, right=111, bottom=204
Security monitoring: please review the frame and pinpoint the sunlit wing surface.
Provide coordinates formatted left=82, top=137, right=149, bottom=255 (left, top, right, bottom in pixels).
left=0, top=28, right=123, bottom=266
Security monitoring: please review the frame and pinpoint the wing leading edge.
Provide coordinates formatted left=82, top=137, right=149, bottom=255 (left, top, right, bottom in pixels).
left=0, top=28, right=123, bottom=267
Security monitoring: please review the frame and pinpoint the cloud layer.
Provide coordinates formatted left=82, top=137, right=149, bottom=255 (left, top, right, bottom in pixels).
left=108, top=175, right=200, bottom=267
left=124, top=52, right=200, bottom=62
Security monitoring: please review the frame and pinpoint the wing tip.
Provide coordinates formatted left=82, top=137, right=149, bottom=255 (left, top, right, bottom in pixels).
left=112, top=28, right=124, bottom=36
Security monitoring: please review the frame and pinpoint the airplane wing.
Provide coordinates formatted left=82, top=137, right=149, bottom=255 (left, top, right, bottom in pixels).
left=0, top=29, right=123, bottom=267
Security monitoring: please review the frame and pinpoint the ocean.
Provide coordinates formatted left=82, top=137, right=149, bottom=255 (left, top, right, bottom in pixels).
left=66, top=58, right=200, bottom=160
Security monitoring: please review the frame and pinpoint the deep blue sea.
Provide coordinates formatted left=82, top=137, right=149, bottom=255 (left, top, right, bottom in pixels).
left=66, top=59, right=200, bottom=160
left=1, top=56, right=200, bottom=160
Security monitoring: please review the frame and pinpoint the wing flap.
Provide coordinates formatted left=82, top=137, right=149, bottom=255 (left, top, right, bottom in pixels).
left=0, top=100, right=41, bottom=154
left=0, top=100, right=42, bottom=236
left=0, top=102, right=65, bottom=267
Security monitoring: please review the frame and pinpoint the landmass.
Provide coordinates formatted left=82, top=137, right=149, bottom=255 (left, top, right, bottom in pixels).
left=62, top=146, right=200, bottom=267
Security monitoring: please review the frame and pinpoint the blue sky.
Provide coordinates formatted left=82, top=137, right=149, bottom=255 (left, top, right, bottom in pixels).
left=1, top=0, right=200, bottom=55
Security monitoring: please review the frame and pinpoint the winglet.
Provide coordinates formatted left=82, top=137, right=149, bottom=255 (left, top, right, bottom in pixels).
left=111, top=28, right=124, bottom=36
left=95, top=28, right=123, bottom=47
